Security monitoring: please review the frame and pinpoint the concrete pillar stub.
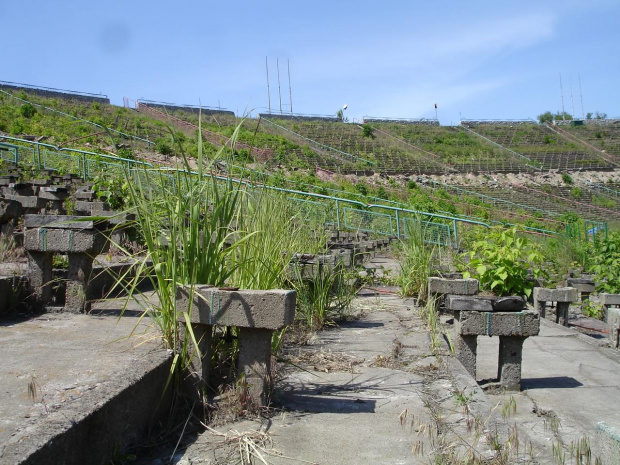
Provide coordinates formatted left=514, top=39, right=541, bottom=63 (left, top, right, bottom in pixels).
left=498, top=336, right=525, bottom=390
left=65, top=253, right=93, bottom=313
left=190, top=323, right=213, bottom=393
left=28, top=251, right=53, bottom=305
left=455, top=334, right=477, bottom=378
left=237, top=327, right=273, bottom=407
left=556, top=302, right=570, bottom=326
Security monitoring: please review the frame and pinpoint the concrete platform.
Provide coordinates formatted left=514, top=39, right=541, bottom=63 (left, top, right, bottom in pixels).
left=0, top=299, right=172, bottom=465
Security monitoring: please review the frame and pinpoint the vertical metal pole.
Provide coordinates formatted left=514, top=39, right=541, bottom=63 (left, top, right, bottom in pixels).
left=36, top=144, right=41, bottom=169
left=559, top=73, right=566, bottom=120
left=335, top=200, right=341, bottom=230
left=265, top=57, right=271, bottom=114
left=578, top=73, right=585, bottom=119
left=82, top=153, right=87, bottom=180
left=569, top=78, right=575, bottom=119
left=287, top=59, right=293, bottom=115
left=276, top=58, right=282, bottom=115
left=453, top=219, right=458, bottom=249
left=395, top=210, right=401, bottom=238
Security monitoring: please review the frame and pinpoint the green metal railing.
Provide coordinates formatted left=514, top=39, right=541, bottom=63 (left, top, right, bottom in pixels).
left=5, top=136, right=585, bottom=248
left=565, top=220, right=608, bottom=244
left=0, top=136, right=153, bottom=179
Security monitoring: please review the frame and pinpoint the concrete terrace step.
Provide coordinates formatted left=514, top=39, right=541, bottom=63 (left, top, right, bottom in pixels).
left=0, top=301, right=172, bottom=465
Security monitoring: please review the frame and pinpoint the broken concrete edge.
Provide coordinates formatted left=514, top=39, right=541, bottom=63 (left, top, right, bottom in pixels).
left=447, top=357, right=541, bottom=450
left=0, top=349, right=174, bottom=465
left=595, top=422, right=620, bottom=465
left=176, top=285, right=296, bottom=330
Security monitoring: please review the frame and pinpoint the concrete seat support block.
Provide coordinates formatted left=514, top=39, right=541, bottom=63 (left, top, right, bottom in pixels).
left=24, top=215, right=109, bottom=313
left=177, top=285, right=296, bottom=406
left=533, top=287, right=578, bottom=326
left=455, top=309, right=539, bottom=390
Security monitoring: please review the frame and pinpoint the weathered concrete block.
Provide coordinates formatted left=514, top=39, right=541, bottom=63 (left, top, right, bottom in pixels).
left=455, top=334, right=477, bottom=378
left=74, top=200, right=110, bottom=214
left=600, top=294, right=620, bottom=307
left=5, top=194, right=46, bottom=210
left=445, top=295, right=493, bottom=312
left=498, top=336, right=526, bottom=390
left=24, top=228, right=109, bottom=254
left=74, top=189, right=96, bottom=200
left=533, top=287, right=579, bottom=303
left=455, top=310, right=540, bottom=337
left=177, top=285, right=296, bottom=330
left=38, top=186, right=69, bottom=201
left=608, top=308, right=620, bottom=349
left=28, top=251, right=53, bottom=305
left=0, top=199, right=22, bottom=222
left=24, top=214, right=98, bottom=230
left=566, top=278, right=596, bottom=293
left=493, top=296, right=526, bottom=311
left=445, top=295, right=526, bottom=312
left=428, top=277, right=479, bottom=296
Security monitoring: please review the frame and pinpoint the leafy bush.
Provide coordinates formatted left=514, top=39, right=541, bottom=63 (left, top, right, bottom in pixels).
left=460, top=226, right=546, bottom=297
left=587, top=232, right=620, bottom=294
left=581, top=300, right=605, bottom=320
left=561, top=173, right=573, bottom=185
left=92, top=174, right=130, bottom=210
left=354, top=182, right=368, bottom=196
left=19, top=103, right=37, bottom=118
left=361, top=124, right=375, bottom=139
left=155, top=138, right=173, bottom=155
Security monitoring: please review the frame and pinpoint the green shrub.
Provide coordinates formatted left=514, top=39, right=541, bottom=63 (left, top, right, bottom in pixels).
left=354, top=182, right=368, bottom=196
left=581, top=300, right=605, bottom=320
left=561, top=173, right=573, bottom=185
left=19, top=103, right=37, bottom=118
left=460, top=226, right=546, bottom=297
left=588, top=232, right=620, bottom=294
left=570, top=188, right=582, bottom=199
left=155, top=138, right=173, bottom=155
left=361, top=124, right=375, bottom=139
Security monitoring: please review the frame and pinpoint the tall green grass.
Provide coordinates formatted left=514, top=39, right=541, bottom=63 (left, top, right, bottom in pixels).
left=116, top=117, right=248, bottom=392
left=397, top=218, right=438, bottom=302
left=229, top=191, right=327, bottom=290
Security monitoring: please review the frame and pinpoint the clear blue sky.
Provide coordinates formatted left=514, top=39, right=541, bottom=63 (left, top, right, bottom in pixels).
left=2, top=0, right=618, bottom=125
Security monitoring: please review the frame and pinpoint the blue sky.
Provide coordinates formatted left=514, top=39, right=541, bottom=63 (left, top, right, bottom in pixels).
left=2, top=0, right=618, bottom=125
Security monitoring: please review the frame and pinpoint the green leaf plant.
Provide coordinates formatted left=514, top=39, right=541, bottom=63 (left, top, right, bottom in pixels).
left=460, top=226, right=546, bottom=298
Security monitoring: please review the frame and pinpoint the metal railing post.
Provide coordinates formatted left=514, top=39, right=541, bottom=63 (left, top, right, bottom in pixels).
left=452, top=219, right=458, bottom=249
left=36, top=144, right=42, bottom=169
left=395, top=210, right=401, bottom=238
left=82, top=152, right=87, bottom=180
left=335, top=200, right=341, bottom=230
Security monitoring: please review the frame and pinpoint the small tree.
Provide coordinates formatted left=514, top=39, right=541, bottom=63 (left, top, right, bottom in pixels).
left=336, top=109, right=348, bottom=123
left=361, top=124, right=375, bottom=139
left=538, top=111, right=553, bottom=124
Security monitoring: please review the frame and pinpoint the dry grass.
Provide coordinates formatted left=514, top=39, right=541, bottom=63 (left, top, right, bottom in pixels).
left=281, top=348, right=363, bottom=374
